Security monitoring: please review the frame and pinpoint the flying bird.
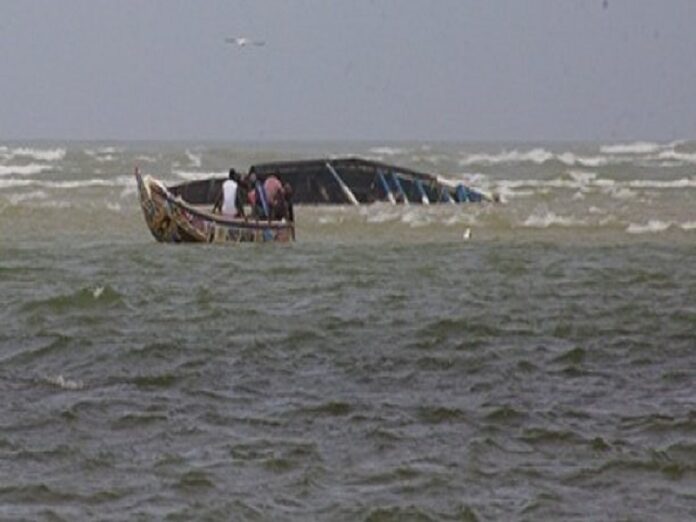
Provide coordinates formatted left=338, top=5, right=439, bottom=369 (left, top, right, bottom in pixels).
left=225, top=37, right=265, bottom=47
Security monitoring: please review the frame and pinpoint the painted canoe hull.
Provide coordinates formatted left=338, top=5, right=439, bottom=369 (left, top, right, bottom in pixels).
left=135, top=170, right=294, bottom=244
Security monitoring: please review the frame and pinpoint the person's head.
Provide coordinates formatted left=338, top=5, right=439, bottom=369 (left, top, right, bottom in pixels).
left=228, top=168, right=239, bottom=181
left=247, top=172, right=258, bottom=186
left=283, top=182, right=293, bottom=200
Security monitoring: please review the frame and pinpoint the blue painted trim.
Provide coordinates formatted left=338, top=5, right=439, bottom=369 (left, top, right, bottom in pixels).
left=415, top=179, right=429, bottom=204
left=390, top=172, right=408, bottom=203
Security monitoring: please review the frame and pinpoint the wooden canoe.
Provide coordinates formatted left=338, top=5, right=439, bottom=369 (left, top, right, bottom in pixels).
left=135, top=169, right=294, bottom=244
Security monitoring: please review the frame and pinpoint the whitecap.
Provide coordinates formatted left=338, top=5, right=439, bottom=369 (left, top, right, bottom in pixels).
left=627, top=178, right=696, bottom=189
left=45, top=374, right=84, bottom=390
left=185, top=150, right=202, bottom=167
left=401, top=210, right=431, bottom=227
left=626, top=220, right=671, bottom=234
left=0, top=176, right=133, bottom=190
left=567, top=170, right=598, bottom=184
left=600, top=142, right=662, bottom=154
left=365, top=209, right=400, bottom=223
left=523, top=211, right=585, bottom=228
left=318, top=216, right=343, bottom=225
left=174, top=170, right=222, bottom=181
left=680, top=221, right=696, bottom=231
left=1, top=147, right=66, bottom=162
left=656, top=150, right=696, bottom=165
left=557, top=152, right=609, bottom=167
left=459, top=148, right=554, bottom=166
left=0, top=179, right=34, bottom=189
left=6, top=190, right=49, bottom=205
left=369, top=146, right=405, bottom=156
left=0, top=164, right=53, bottom=176
left=606, top=187, right=637, bottom=200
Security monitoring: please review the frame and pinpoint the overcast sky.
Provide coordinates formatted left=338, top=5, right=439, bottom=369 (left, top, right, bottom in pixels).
left=1, top=0, right=694, bottom=142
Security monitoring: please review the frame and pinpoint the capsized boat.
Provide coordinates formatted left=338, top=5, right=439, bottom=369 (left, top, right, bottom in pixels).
left=172, top=157, right=494, bottom=206
left=135, top=169, right=294, bottom=243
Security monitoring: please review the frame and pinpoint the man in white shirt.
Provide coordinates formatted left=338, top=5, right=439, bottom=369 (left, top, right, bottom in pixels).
left=214, top=169, right=244, bottom=217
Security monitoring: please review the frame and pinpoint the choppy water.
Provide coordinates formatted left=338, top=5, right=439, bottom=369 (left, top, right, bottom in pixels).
left=1, top=141, right=695, bottom=520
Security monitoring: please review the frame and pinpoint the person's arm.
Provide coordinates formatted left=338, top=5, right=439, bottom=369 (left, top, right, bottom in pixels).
left=212, top=186, right=223, bottom=213
left=235, top=187, right=245, bottom=217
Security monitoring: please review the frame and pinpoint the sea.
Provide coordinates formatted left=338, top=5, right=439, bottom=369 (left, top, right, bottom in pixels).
left=0, top=141, right=694, bottom=521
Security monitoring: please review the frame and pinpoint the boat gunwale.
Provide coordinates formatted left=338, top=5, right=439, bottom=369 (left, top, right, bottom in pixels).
left=145, top=174, right=294, bottom=232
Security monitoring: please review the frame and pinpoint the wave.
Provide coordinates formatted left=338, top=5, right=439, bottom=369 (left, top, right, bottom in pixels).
left=0, top=164, right=54, bottom=176
left=0, top=176, right=134, bottom=190
left=626, top=177, right=696, bottom=189
left=626, top=220, right=696, bottom=234
left=185, top=150, right=202, bottom=167
left=460, top=148, right=554, bottom=166
left=491, top=174, right=696, bottom=199
left=369, top=146, right=406, bottom=156
left=457, top=146, right=696, bottom=167
left=655, top=150, right=696, bottom=165
left=83, top=146, right=120, bottom=162
left=556, top=152, right=608, bottom=167
left=45, top=374, right=84, bottom=390
left=5, top=190, right=49, bottom=205
left=523, top=211, right=587, bottom=228
left=459, top=148, right=614, bottom=167
left=0, top=146, right=66, bottom=162
left=173, top=170, right=223, bottom=181
left=600, top=141, right=662, bottom=154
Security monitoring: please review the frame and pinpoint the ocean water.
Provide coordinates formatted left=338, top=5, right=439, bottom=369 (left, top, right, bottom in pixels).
left=0, top=141, right=695, bottom=520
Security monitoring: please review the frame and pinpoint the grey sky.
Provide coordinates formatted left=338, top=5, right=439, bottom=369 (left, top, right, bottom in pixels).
left=1, top=0, right=694, bottom=141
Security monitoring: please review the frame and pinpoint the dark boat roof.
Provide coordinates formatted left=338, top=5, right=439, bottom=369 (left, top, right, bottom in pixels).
left=251, top=157, right=439, bottom=182
left=169, top=156, right=485, bottom=206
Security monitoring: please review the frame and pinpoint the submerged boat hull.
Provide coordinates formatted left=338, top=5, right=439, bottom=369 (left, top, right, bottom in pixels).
left=169, top=157, right=492, bottom=207
left=135, top=170, right=294, bottom=244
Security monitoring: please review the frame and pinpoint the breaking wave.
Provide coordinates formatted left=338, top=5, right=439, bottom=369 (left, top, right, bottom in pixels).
left=185, top=150, right=202, bottom=167
left=626, top=220, right=696, bottom=234
left=0, top=176, right=134, bottom=190
left=458, top=143, right=696, bottom=167
left=45, top=374, right=84, bottom=391
left=173, top=170, right=224, bottom=181
left=600, top=142, right=662, bottom=154
left=369, top=146, right=407, bottom=156
left=460, top=148, right=554, bottom=166
left=0, top=164, right=54, bottom=176
left=523, top=211, right=587, bottom=228
left=0, top=146, right=66, bottom=162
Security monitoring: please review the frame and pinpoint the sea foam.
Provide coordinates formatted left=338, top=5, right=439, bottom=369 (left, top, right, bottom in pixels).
left=626, top=220, right=671, bottom=234
left=174, top=170, right=223, bottom=181
left=523, top=211, right=586, bottom=228
left=600, top=142, right=662, bottom=154
left=185, top=150, right=203, bottom=167
left=460, top=148, right=554, bottom=166
left=45, top=374, right=84, bottom=390
left=369, top=146, right=406, bottom=156
left=0, top=147, right=66, bottom=162
left=0, top=164, right=53, bottom=176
